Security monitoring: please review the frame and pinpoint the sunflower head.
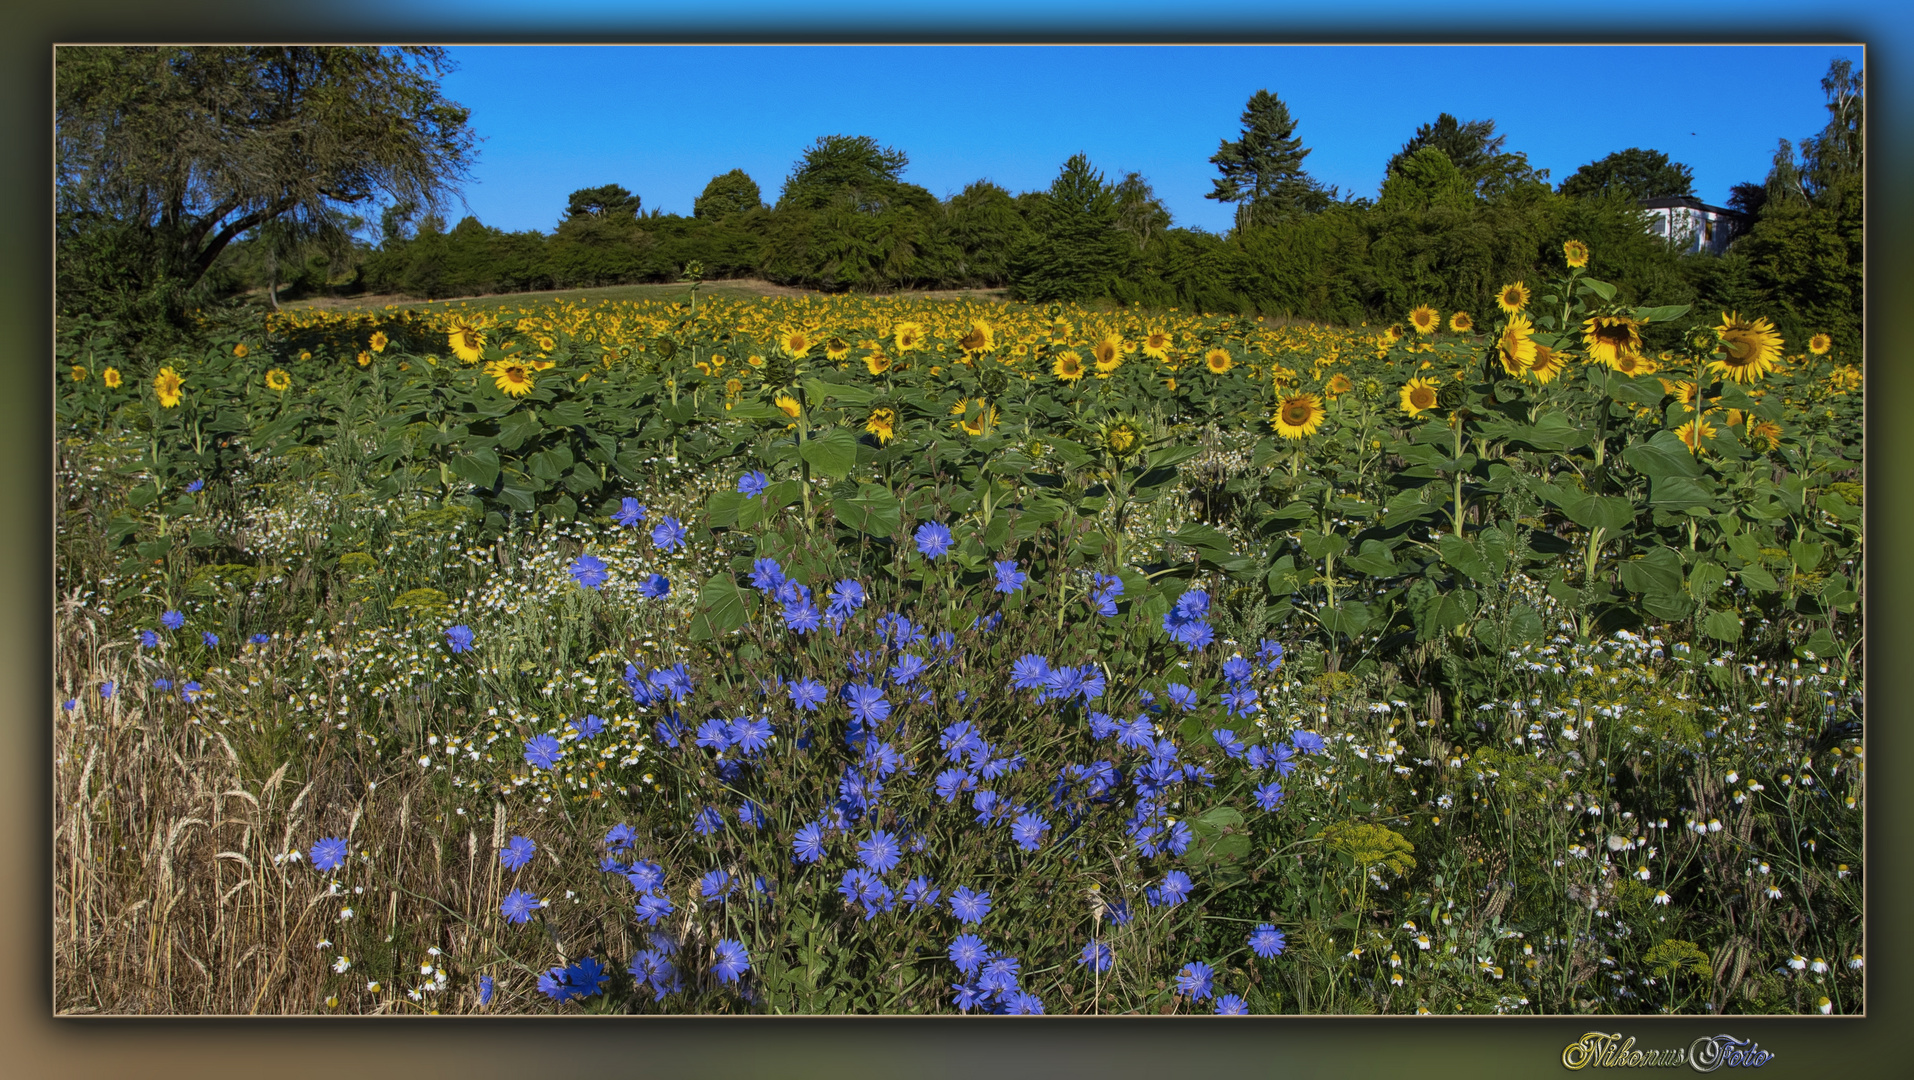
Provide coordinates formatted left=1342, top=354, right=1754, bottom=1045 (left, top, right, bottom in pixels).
left=1674, top=416, right=1716, bottom=453
left=1747, top=419, right=1784, bottom=451
left=1449, top=311, right=1474, bottom=334
left=69, top=365, right=87, bottom=382
left=1494, top=314, right=1536, bottom=378
left=1399, top=378, right=1440, bottom=418
left=264, top=368, right=291, bottom=392
left=154, top=366, right=185, bottom=408
left=1195, top=348, right=1231, bottom=375
left=536, top=335, right=557, bottom=353
left=1710, top=312, right=1783, bottom=384
left=865, top=407, right=897, bottom=444
left=893, top=322, right=924, bottom=353
left=825, top=336, right=852, bottom=361
left=1053, top=351, right=1086, bottom=383
left=1092, top=335, right=1124, bottom=372
left=959, top=321, right=995, bottom=354
left=1826, top=365, right=1862, bottom=393
left=1563, top=240, right=1590, bottom=269
left=449, top=323, right=484, bottom=364
left=1325, top=373, right=1353, bottom=397
left=1610, top=351, right=1657, bottom=377
left=1808, top=333, right=1833, bottom=356
left=368, top=331, right=389, bottom=353
left=1496, top=282, right=1529, bottom=315
left=777, top=328, right=813, bottom=359
left=1409, top=306, right=1439, bottom=335
left=1527, top=345, right=1565, bottom=384
left=233, top=343, right=249, bottom=359
left=102, top=367, right=122, bottom=389
left=775, top=394, right=802, bottom=420
left=484, top=359, right=535, bottom=397
left=1270, top=393, right=1327, bottom=439
left=1141, top=328, right=1172, bottom=361
left=724, top=377, right=743, bottom=398
left=1582, top=315, right=1644, bottom=369
left=959, top=404, right=999, bottom=438
left=864, top=351, right=893, bottom=376
left=1385, top=324, right=1405, bottom=344
left=356, top=351, right=372, bottom=367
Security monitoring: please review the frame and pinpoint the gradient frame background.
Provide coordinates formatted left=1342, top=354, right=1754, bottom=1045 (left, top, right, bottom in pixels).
left=9, top=5, right=1906, bottom=1077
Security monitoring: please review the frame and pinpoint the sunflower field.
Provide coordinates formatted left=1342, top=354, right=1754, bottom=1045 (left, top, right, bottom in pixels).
left=54, top=242, right=1863, bottom=1016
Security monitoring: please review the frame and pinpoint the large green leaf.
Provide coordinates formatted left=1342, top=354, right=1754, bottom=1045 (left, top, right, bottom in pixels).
left=1319, top=601, right=1371, bottom=637
left=834, top=484, right=902, bottom=536
left=1169, top=522, right=1234, bottom=561
left=799, top=427, right=860, bottom=479
left=687, top=573, right=753, bottom=640
left=1618, top=546, right=1684, bottom=599
left=449, top=447, right=500, bottom=490
left=1184, top=806, right=1251, bottom=869
left=1438, top=534, right=1495, bottom=586
left=1623, top=430, right=1704, bottom=479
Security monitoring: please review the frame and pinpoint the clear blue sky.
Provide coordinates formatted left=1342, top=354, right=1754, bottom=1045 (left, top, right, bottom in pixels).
left=432, top=44, right=1863, bottom=237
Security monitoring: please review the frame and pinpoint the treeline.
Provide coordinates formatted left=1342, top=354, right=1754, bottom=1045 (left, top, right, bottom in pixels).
left=217, top=64, right=1863, bottom=346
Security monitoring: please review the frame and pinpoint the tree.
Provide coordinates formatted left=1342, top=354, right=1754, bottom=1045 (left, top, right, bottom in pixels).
left=1007, top=154, right=1130, bottom=303
left=1375, top=148, right=1474, bottom=213
left=1558, top=148, right=1695, bottom=201
left=1385, top=113, right=1547, bottom=199
left=1205, top=90, right=1331, bottom=230
left=1113, top=172, right=1173, bottom=251
left=776, top=134, right=910, bottom=213
left=693, top=169, right=763, bottom=221
left=942, top=181, right=1030, bottom=286
left=56, top=46, right=477, bottom=334
left=564, top=184, right=641, bottom=221
left=1801, top=58, right=1863, bottom=198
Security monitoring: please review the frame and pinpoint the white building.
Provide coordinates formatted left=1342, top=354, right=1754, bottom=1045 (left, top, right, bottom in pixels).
left=1638, top=196, right=1748, bottom=256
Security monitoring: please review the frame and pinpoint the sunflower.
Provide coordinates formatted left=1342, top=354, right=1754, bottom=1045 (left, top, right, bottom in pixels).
left=1141, top=328, right=1172, bottom=361
left=1324, top=373, right=1353, bottom=397
left=864, top=351, right=893, bottom=376
left=1709, top=312, right=1784, bottom=383
left=778, top=329, right=813, bottom=358
left=1826, top=365, right=1862, bottom=393
left=1385, top=324, right=1405, bottom=344
left=69, top=365, right=87, bottom=382
left=1582, top=315, right=1644, bottom=369
left=264, top=368, right=291, bottom=392
left=1399, top=377, right=1441, bottom=417
left=775, top=394, right=802, bottom=419
left=448, top=323, right=484, bottom=363
left=724, top=377, right=743, bottom=398
left=1449, top=311, right=1474, bottom=334
left=1496, top=282, right=1530, bottom=315
left=1192, top=348, right=1231, bottom=376
left=298, top=350, right=313, bottom=362
left=959, top=321, right=995, bottom=354
left=1270, top=393, right=1327, bottom=439
left=825, top=336, right=852, bottom=361
left=536, top=334, right=557, bottom=353
left=102, top=367, right=122, bottom=389
left=747, top=354, right=766, bottom=368
left=1053, top=351, right=1087, bottom=383
left=1659, top=379, right=1700, bottom=411
left=1498, top=314, right=1537, bottom=377
left=865, top=407, right=897, bottom=444
left=233, top=343, right=249, bottom=359
left=1104, top=419, right=1141, bottom=456
left=484, top=359, right=535, bottom=397
left=154, top=366, right=184, bottom=408
left=1674, top=415, right=1716, bottom=453
left=1747, top=419, right=1784, bottom=451
left=959, top=405, right=998, bottom=437
left=368, top=331, right=388, bottom=353
left=1610, top=351, right=1657, bottom=377
left=356, top=351, right=372, bottom=367
left=1091, top=335, right=1124, bottom=373
left=1526, top=345, right=1565, bottom=384
left=893, top=322, right=924, bottom=353
left=1409, top=306, right=1439, bottom=335
left=1808, top=333, right=1832, bottom=356
left=1563, top=240, right=1590, bottom=268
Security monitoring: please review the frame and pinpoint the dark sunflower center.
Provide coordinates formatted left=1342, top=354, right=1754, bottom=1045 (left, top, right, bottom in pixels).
left=1283, top=403, right=1312, bottom=424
